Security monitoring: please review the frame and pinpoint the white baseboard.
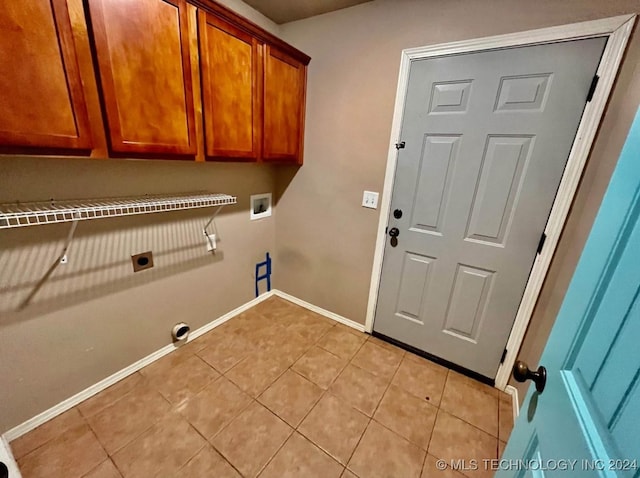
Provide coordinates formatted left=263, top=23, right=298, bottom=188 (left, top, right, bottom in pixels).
left=504, top=385, right=520, bottom=419
left=188, top=290, right=276, bottom=342
left=3, top=291, right=275, bottom=443
left=272, top=290, right=366, bottom=333
left=1, top=435, right=21, bottom=478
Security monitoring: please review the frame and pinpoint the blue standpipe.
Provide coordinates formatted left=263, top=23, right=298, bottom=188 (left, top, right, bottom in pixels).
left=255, top=252, right=272, bottom=297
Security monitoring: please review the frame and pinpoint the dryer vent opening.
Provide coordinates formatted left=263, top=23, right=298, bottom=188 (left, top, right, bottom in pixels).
left=171, top=323, right=190, bottom=343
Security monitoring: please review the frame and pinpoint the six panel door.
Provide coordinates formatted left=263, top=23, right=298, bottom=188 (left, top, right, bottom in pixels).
left=263, top=45, right=306, bottom=164
left=198, top=11, right=261, bottom=160
left=373, top=38, right=606, bottom=379
left=88, top=0, right=197, bottom=155
left=0, top=0, right=92, bottom=150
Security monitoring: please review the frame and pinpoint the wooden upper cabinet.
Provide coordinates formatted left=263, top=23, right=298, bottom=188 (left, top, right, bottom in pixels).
left=263, top=45, right=307, bottom=164
left=0, top=0, right=92, bottom=150
left=198, top=11, right=261, bottom=160
left=88, top=0, right=197, bottom=156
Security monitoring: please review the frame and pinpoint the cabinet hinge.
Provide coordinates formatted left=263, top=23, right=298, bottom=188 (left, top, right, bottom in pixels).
left=395, top=141, right=406, bottom=150
left=586, top=75, right=599, bottom=102
left=537, top=232, right=547, bottom=255
left=500, top=348, right=507, bottom=365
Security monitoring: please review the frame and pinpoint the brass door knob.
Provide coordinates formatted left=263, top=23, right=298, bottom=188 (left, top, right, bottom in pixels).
left=513, top=360, right=547, bottom=393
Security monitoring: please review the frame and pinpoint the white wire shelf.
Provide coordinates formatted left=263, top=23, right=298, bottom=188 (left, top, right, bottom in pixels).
left=0, top=192, right=237, bottom=229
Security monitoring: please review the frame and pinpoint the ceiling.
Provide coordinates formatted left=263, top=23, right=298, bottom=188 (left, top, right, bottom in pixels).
left=242, top=0, right=374, bottom=24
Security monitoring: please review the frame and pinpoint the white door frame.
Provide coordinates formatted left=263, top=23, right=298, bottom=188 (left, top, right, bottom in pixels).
left=364, top=14, right=636, bottom=390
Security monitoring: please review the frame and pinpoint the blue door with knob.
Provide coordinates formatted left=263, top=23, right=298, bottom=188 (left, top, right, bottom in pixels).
left=498, top=108, right=640, bottom=477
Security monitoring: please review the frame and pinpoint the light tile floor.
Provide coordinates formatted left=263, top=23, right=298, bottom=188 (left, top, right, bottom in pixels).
left=11, top=297, right=514, bottom=478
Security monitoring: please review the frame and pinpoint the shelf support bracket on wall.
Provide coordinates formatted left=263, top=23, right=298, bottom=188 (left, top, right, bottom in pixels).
left=18, top=218, right=79, bottom=310
left=203, top=206, right=223, bottom=253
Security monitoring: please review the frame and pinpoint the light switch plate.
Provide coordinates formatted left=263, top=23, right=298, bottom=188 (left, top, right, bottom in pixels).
left=362, top=191, right=379, bottom=209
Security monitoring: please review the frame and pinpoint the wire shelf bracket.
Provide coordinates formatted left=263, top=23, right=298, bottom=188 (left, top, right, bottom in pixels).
left=2, top=192, right=238, bottom=307
left=203, top=206, right=224, bottom=253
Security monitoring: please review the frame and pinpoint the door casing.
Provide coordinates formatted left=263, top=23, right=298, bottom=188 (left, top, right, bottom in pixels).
left=365, top=14, right=636, bottom=390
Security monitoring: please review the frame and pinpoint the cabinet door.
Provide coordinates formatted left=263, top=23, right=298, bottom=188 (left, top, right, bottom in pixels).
left=0, top=0, right=92, bottom=150
left=88, top=0, right=196, bottom=155
left=198, top=11, right=261, bottom=160
left=263, top=45, right=306, bottom=164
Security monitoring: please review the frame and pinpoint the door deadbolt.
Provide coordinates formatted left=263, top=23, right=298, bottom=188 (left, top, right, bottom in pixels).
left=388, top=227, right=400, bottom=247
left=393, top=209, right=403, bottom=219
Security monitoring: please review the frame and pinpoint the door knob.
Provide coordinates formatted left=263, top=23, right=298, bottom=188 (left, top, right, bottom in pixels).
left=388, top=227, right=400, bottom=237
left=513, top=360, right=547, bottom=393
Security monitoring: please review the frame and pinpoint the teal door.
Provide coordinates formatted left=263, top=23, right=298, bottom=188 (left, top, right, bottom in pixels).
left=499, top=108, right=640, bottom=477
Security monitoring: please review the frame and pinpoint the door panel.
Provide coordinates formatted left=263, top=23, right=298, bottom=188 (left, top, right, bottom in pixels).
left=88, top=0, right=196, bottom=155
left=494, top=74, right=551, bottom=112
left=199, top=11, right=261, bottom=160
left=429, top=81, right=472, bottom=113
left=396, top=252, right=434, bottom=323
left=263, top=46, right=305, bottom=163
left=411, top=135, right=460, bottom=234
left=0, top=0, right=92, bottom=149
left=375, top=38, right=607, bottom=378
left=465, top=136, right=532, bottom=245
left=501, top=109, right=640, bottom=476
left=443, top=264, right=493, bottom=342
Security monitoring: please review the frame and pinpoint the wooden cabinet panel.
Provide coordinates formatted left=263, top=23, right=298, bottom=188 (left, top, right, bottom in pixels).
left=198, top=11, right=261, bottom=160
left=88, top=0, right=196, bottom=155
left=0, top=0, right=92, bottom=150
left=263, top=45, right=306, bottom=164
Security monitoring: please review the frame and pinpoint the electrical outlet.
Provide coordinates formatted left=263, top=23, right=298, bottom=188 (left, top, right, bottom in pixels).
left=131, top=251, right=154, bottom=272
left=362, top=191, right=379, bottom=209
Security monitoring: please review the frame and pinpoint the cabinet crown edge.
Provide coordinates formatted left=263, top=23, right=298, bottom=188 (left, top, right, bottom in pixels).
left=190, top=0, right=311, bottom=65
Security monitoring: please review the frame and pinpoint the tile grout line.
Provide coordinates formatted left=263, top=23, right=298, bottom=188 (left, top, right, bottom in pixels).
left=425, top=407, right=466, bottom=477
left=101, top=387, right=173, bottom=460
left=244, top=328, right=351, bottom=478
left=12, top=410, right=90, bottom=468
left=440, top=369, right=503, bottom=441
left=342, top=341, right=405, bottom=473
left=182, top=402, right=248, bottom=478
left=429, top=371, right=501, bottom=477
left=252, top=407, right=295, bottom=477
left=76, top=372, right=145, bottom=422
left=361, top=359, right=464, bottom=476
left=208, top=316, right=327, bottom=478
left=290, top=335, right=372, bottom=471
left=439, top=400, right=503, bottom=441
left=203, top=397, right=268, bottom=477
left=174, top=441, right=208, bottom=475
left=83, top=418, right=111, bottom=474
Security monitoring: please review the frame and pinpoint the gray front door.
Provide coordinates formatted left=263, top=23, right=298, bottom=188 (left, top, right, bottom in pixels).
left=373, top=38, right=607, bottom=379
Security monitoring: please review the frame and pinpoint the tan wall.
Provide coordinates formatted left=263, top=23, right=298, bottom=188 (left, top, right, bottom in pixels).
left=0, top=0, right=280, bottom=434
left=0, top=158, right=276, bottom=432
left=276, top=0, right=640, bottom=399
